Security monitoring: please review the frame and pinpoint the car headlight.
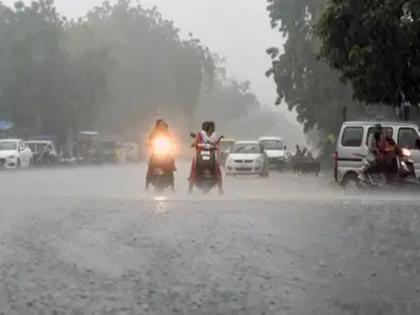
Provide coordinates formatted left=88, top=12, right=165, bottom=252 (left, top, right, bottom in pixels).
left=7, top=155, right=16, bottom=160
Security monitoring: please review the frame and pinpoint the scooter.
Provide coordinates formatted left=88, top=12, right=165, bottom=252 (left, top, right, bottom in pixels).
left=147, top=136, right=175, bottom=192
left=358, top=148, right=419, bottom=189
left=190, top=132, right=223, bottom=194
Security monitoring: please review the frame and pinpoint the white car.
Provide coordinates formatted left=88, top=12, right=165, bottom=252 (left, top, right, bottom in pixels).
left=0, top=139, right=33, bottom=168
left=259, top=137, right=287, bottom=170
left=225, top=141, right=269, bottom=177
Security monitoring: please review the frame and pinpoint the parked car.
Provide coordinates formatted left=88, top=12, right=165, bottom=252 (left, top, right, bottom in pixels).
left=219, top=138, right=235, bottom=166
left=335, top=121, right=420, bottom=186
left=259, top=137, right=287, bottom=170
left=225, top=141, right=269, bottom=177
left=27, top=140, right=58, bottom=165
left=123, top=142, right=139, bottom=162
left=0, top=139, right=32, bottom=168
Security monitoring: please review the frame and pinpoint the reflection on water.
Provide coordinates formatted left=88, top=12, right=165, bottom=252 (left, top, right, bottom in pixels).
left=153, top=195, right=169, bottom=215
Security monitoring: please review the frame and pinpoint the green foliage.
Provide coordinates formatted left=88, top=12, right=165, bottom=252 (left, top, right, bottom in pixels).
left=0, top=0, right=218, bottom=143
left=266, top=0, right=358, bottom=135
left=0, top=0, right=69, bottom=139
left=317, top=0, right=420, bottom=106
left=65, top=0, right=216, bottom=134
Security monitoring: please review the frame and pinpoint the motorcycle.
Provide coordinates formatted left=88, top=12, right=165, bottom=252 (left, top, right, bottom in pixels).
left=358, top=148, right=419, bottom=189
left=148, top=136, right=175, bottom=192
left=190, top=132, right=223, bottom=194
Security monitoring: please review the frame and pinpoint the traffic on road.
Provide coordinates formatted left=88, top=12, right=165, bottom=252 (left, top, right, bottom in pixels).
left=2, top=0, right=420, bottom=313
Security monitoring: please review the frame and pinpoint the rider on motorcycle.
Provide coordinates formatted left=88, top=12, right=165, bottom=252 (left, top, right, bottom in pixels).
left=188, top=121, right=223, bottom=193
left=359, top=123, right=388, bottom=181
left=146, top=119, right=175, bottom=190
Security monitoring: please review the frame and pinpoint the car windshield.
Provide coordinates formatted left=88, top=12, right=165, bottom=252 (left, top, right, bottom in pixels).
left=232, top=143, right=260, bottom=153
left=260, top=140, right=284, bottom=150
left=0, top=141, right=17, bottom=151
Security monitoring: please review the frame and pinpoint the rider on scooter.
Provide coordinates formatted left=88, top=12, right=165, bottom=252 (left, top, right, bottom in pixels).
left=146, top=119, right=175, bottom=190
left=188, top=121, right=223, bottom=193
left=359, top=123, right=388, bottom=181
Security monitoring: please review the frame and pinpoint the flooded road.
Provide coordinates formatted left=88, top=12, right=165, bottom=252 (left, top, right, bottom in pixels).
left=1, top=164, right=420, bottom=314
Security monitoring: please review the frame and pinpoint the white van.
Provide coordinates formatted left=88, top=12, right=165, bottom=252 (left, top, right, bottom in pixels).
left=259, top=137, right=287, bottom=170
left=335, top=121, right=420, bottom=185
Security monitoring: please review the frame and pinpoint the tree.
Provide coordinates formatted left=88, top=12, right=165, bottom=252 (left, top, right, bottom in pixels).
left=64, top=0, right=215, bottom=135
left=317, top=0, right=420, bottom=107
left=197, top=67, right=259, bottom=125
left=0, top=0, right=216, bottom=143
left=266, top=0, right=360, bottom=135
left=0, top=0, right=266, bottom=148
left=0, top=0, right=69, bottom=136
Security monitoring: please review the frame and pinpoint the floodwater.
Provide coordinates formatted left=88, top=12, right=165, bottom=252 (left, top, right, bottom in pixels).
left=1, top=163, right=420, bottom=314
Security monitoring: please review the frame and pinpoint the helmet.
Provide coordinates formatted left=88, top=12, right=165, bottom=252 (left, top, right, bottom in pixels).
left=155, top=118, right=165, bottom=128
left=207, top=121, right=215, bottom=132
left=202, top=121, right=209, bottom=132
left=373, top=123, right=383, bottom=137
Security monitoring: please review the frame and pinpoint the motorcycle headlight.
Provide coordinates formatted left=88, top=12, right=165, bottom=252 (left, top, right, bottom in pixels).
left=402, top=148, right=411, bottom=157
left=152, top=137, right=173, bottom=155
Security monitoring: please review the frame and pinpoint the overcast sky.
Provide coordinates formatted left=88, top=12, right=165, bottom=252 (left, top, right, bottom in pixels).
left=2, top=0, right=284, bottom=109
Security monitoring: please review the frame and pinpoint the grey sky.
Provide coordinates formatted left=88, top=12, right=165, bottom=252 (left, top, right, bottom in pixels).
left=3, top=0, right=284, bottom=107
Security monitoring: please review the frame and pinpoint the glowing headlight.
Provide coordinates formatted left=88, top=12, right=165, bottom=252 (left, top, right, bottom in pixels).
left=152, top=137, right=173, bottom=155
left=402, top=148, right=411, bottom=157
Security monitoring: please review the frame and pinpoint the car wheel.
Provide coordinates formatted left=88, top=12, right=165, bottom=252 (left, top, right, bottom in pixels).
left=342, top=172, right=360, bottom=190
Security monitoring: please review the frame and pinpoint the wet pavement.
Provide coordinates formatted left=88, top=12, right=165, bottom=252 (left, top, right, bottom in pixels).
left=1, top=163, right=420, bottom=314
